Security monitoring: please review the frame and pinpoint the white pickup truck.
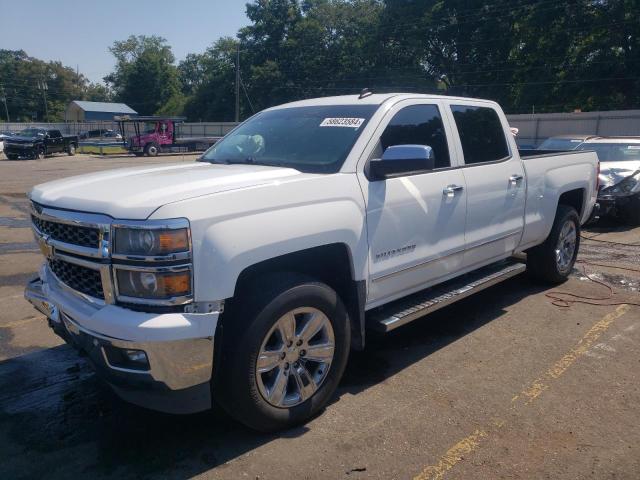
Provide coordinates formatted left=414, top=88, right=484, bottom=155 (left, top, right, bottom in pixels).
left=25, top=93, right=598, bottom=431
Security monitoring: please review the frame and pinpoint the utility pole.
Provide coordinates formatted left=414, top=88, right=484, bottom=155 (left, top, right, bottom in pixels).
left=38, top=79, right=49, bottom=122
left=0, top=84, right=9, bottom=122
left=235, top=43, right=240, bottom=123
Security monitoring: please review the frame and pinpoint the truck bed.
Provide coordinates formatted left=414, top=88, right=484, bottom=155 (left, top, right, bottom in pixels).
left=517, top=149, right=599, bottom=250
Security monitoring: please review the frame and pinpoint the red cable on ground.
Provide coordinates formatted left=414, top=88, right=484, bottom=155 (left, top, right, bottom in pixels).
left=580, top=234, right=640, bottom=248
left=545, top=266, right=640, bottom=309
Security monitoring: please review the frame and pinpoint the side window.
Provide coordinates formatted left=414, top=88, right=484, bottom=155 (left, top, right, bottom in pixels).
left=451, top=105, right=509, bottom=164
left=379, top=104, right=451, bottom=169
left=47, top=130, right=60, bottom=138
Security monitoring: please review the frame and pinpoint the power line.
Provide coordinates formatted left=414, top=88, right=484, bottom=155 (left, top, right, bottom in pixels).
left=239, top=71, right=255, bottom=114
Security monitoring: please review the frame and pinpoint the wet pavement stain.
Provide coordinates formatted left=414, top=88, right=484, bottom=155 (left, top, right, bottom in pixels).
left=0, top=217, right=31, bottom=228
left=0, top=242, right=37, bottom=254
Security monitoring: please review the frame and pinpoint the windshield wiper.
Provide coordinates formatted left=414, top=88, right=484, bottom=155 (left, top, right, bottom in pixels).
left=208, top=157, right=285, bottom=167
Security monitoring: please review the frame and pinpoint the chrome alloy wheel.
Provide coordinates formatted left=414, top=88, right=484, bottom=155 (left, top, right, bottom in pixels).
left=256, top=307, right=335, bottom=408
left=555, top=219, right=577, bottom=272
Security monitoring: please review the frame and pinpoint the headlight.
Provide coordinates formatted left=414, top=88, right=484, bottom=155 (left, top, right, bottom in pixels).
left=115, top=267, right=192, bottom=301
left=114, top=227, right=189, bottom=256
left=603, top=170, right=640, bottom=196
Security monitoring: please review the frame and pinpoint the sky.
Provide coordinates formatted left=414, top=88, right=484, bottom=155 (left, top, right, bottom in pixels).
left=0, top=0, right=250, bottom=83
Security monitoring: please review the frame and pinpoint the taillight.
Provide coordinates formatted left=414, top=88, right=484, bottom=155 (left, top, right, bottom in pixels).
left=596, top=161, right=600, bottom=191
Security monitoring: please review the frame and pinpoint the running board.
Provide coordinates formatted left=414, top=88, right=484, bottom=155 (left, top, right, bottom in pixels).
left=368, top=260, right=526, bottom=333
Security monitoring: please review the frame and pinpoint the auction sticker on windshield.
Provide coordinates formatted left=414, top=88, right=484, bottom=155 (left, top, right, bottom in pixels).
left=320, top=118, right=365, bottom=128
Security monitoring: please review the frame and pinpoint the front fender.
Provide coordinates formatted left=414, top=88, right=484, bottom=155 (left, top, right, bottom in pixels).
left=150, top=174, right=369, bottom=302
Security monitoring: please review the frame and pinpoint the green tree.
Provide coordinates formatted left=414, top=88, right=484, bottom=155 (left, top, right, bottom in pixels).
left=105, top=35, right=182, bottom=115
left=0, top=49, right=111, bottom=122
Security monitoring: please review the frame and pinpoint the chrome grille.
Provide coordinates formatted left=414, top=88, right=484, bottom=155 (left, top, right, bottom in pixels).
left=49, top=258, right=104, bottom=300
left=32, top=215, right=100, bottom=249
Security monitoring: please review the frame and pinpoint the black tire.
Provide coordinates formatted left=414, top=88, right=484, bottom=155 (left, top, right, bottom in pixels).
left=67, top=143, right=76, bottom=156
left=214, top=273, right=350, bottom=432
left=33, top=147, right=45, bottom=160
left=6, top=154, right=18, bottom=160
left=144, top=143, right=159, bottom=157
left=527, top=205, right=580, bottom=284
left=619, top=195, right=640, bottom=226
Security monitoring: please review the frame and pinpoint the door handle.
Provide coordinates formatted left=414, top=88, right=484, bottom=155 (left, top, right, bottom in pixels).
left=509, top=174, right=524, bottom=185
left=443, top=184, right=464, bottom=197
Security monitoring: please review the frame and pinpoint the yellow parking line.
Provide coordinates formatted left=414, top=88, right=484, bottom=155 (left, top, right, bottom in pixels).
left=414, top=429, right=488, bottom=480
left=413, top=304, right=631, bottom=480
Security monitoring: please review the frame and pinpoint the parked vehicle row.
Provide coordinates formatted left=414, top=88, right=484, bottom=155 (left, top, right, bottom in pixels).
left=25, top=93, right=598, bottom=431
left=79, top=129, right=122, bottom=141
left=3, top=128, right=78, bottom=160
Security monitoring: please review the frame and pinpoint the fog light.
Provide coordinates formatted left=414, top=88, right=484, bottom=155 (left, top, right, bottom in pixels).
left=103, top=346, right=150, bottom=371
left=124, top=349, right=148, bottom=364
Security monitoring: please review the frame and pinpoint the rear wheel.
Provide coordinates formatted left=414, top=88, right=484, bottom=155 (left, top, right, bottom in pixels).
left=527, top=205, right=580, bottom=284
left=215, top=274, right=350, bottom=432
left=67, top=143, right=76, bottom=156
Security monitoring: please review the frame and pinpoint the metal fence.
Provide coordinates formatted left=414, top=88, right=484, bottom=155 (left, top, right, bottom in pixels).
left=506, top=110, right=640, bottom=147
left=4, top=109, right=640, bottom=148
left=0, top=121, right=239, bottom=139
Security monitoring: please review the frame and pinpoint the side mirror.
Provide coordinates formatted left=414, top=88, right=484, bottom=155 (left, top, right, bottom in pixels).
left=368, top=145, right=435, bottom=181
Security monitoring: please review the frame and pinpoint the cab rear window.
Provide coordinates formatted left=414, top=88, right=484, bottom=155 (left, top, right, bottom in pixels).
left=451, top=105, right=510, bottom=165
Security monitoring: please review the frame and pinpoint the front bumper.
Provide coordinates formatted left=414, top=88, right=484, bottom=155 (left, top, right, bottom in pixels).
left=5, top=144, right=35, bottom=157
left=596, top=192, right=637, bottom=217
left=24, top=266, right=219, bottom=414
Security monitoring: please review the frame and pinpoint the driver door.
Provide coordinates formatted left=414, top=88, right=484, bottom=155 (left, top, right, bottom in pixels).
left=358, top=101, right=467, bottom=307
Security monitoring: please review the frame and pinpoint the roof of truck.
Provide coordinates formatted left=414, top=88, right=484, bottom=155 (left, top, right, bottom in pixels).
left=268, top=93, right=496, bottom=110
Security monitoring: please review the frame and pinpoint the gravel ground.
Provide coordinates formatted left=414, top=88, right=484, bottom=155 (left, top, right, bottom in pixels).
left=0, top=153, right=638, bottom=480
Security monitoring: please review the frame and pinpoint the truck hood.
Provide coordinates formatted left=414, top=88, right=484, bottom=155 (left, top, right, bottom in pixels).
left=30, top=162, right=303, bottom=219
left=599, top=161, right=640, bottom=188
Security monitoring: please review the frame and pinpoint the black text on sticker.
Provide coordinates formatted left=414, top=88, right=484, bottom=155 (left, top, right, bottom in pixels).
left=320, top=118, right=365, bottom=128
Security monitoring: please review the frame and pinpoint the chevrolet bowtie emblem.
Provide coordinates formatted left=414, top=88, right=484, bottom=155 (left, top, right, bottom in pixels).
left=38, top=235, right=54, bottom=259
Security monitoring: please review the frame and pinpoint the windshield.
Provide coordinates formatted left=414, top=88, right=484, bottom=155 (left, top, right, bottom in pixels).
left=538, top=138, right=584, bottom=150
left=145, top=123, right=157, bottom=134
left=17, top=129, right=45, bottom=138
left=200, top=105, right=378, bottom=173
left=576, top=142, right=640, bottom=162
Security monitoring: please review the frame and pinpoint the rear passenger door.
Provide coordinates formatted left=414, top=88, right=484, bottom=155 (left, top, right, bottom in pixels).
left=447, top=103, right=526, bottom=269
left=361, top=100, right=467, bottom=307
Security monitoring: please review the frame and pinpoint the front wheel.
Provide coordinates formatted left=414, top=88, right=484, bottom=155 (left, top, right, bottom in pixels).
left=215, top=274, right=350, bottom=432
left=144, top=143, right=159, bottom=157
left=33, top=148, right=45, bottom=160
left=527, top=205, right=580, bottom=284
